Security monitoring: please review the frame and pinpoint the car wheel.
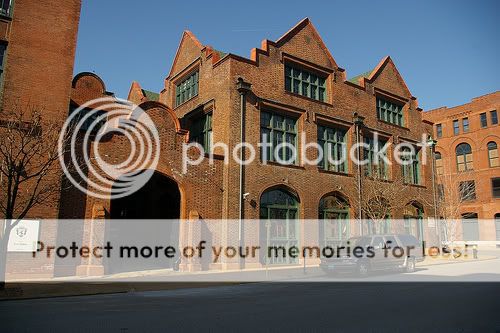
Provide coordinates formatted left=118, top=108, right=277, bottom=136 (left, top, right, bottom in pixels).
left=406, top=258, right=416, bottom=273
left=357, top=262, right=369, bottom=276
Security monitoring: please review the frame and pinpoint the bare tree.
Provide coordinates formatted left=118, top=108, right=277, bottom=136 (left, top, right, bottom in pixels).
left=0, top=104, right=71, bottom=288
left=433, top=169, right=480, bottom=252
left=353, top=163, right=412, bottom=234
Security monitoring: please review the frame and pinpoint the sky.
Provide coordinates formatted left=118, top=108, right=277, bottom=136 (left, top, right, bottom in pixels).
left=74, top=0, right=499, bottom=111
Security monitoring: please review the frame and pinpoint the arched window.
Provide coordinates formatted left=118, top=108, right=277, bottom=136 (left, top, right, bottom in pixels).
left=403, top=202, right=424, bottom=241
left=435, top=152, right=443, bottom=175
left=319, top=194, right=350, bottom=245
left=456, top=143, right=473, bottom=171
left=260, top=188, right=299, bottom=265
left=488, top=141, right=498, bottom=167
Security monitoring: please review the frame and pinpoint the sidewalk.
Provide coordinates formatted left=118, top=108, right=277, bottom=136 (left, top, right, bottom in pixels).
left=1, top=255, right=496, bottom=300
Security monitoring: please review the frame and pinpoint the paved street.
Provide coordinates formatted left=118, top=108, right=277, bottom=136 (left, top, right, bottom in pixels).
left=2, top=256, right=500, bottom=332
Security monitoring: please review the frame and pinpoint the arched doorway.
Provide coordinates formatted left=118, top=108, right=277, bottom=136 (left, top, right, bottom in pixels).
left=319, top=193, right=350, bottom=246
left=404, top=202, right=424, bottom=241
left=260, top=187, right=299, bottom=265
left=107, top=171, right=181, bottom=274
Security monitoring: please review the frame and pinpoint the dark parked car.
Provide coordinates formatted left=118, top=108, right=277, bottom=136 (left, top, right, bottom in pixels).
left=320, top=234, right=424, bottom=276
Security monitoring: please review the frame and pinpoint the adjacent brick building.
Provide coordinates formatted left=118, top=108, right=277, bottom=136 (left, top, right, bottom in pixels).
left=423, top=92, right=500, bottom=241
left=0, top=0, right=81, bottom=278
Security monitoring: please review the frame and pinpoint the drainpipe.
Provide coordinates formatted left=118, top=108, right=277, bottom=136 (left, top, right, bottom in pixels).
left=236, top=78, right=252, bottom=267
left=353, top=112, right=365, bottom=236
left=427, top=137, right=439, bottom=245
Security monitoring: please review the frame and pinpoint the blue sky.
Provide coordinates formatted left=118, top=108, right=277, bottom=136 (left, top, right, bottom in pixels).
left=74, top=0, right=499, bottom=110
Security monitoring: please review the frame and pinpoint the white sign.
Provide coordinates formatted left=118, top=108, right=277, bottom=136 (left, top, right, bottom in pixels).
left=7, top=220, right=40, bottom=252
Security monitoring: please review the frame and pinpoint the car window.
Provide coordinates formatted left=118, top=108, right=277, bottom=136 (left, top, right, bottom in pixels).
left=372, top=237, right=384, bottom=248
left=384, top=236, right=398, bottom=247
left=397, top=235, right=419, bottom=247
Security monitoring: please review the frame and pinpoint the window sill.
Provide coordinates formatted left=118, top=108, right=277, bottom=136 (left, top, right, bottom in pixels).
left=377, top=118, right=410, bottom=130
left=317, top=168, right=352, bottom=177
left=404, top=183, right=427, bottom=189
left=174, top=95, right=199, bottom=110
left=284, top=90, right=331, bottom=107
left=261, top=161, right=305, bottom=170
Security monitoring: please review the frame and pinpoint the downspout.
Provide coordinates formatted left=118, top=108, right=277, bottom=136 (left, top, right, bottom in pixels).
left=353, top=112, right=365, bottom=236
left=236, top=78, right=251, bottom=268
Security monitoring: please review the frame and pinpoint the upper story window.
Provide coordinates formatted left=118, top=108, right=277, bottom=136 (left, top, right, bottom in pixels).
left=453, top=119, right=459, bottom=135
left=488, top=141, right=498, bottom=167
left=189, top=112, right=212, bottom=151
left=459, top=180, right=476, bottom=201
left=285, top=65, right=326, bottom=102
left=436, top=124, right=443, bottom=138
left=480, top=112, right=487, bottom=128
left=260, top=111, right=298, bottom=164
left=376, top=97, right=403, bottom=126
left=401, top=146, right=420, bottom=185
left=318, top=125, right=347, bottom=173
left=0, top=43, right=6, bottom=84
left=435, top=152, right=443, bottom=175
left=491, top=110, right=498, bottom=125
left=492, top=178, right=500, bottom=198
left=175, top=71, right=199, bottom=107
left=456, top=143, right=473, bottom=171
left=462, top=117, right=469, bottom=133
left=364, top=136, right=389, bottom=180
left=0, top=0, right=12, bottom=17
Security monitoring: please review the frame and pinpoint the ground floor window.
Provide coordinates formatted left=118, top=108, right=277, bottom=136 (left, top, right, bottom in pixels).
left=403, top=203, right=424, bottom=241
left=319, top=194, right=349, bottom=246
left=260, top=188, right=299, bottom=265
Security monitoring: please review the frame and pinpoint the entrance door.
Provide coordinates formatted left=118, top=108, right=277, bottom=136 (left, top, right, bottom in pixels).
left=107, top=171, right=181, bottom=274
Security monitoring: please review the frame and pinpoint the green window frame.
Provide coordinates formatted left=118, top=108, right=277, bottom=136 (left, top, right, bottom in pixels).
left=403, top=204, right=424, bottom=241
left=0, top=0, right=12, bottom=17
left=363, top=136, right=389, bottom=180
left=175, top=71, right=199, bottom=107
left=285, top=65, right=326, bottom=102
left=401, top=146, right=420, bottom=185
left=260, top=189, right=299, bottom=265
left=319, top=195, right=350, bottom=246
left=189, top=113, right=212, bottom=151
left=318, top=125, right=347, bottom=173
left=376, top=97, right=404, bottom=126
left=260, top=111, right=298, bottom=164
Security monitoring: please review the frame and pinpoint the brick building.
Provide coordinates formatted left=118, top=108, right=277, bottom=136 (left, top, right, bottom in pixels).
left=422, top=92, right=500, bottom=242
left=0, top=1, right=81, bottom=278
left=64, top=18, right=437, bottom=275
left=3, top=14, right=439, bottom=278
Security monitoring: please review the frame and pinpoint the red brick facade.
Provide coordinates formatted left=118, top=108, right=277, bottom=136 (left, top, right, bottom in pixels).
left=422, top=92, right=500, bottom=241
left=4, top=15, right=441, bottom=277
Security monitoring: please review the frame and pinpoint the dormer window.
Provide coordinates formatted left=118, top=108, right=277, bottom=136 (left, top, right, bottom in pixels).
left=285, top=64, right=326, bottom=102
left=376, top=97, right=404, bottom=126
left=175, top=71, right=199, bottom=107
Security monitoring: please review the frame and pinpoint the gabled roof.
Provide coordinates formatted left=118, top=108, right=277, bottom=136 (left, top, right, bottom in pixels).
left=142, top=89, right=159, bottom=102
left=167, top=30, right=204, bottom=78
left=348, top=71, right=372, bottom=84
left=364, top=56, right=412, bottom=97
left=272, top=17, right=337, bottom=68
